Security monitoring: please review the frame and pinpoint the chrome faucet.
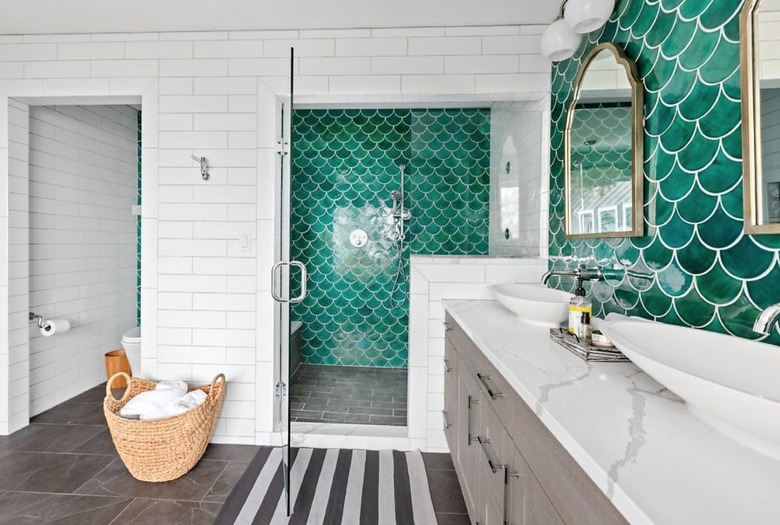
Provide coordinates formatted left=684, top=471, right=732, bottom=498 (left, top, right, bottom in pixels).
left=541, top=265, right=605, bottom=285
left=541, top=268, right=579, bottom=284
left=753, top=304, right=780, bottom=335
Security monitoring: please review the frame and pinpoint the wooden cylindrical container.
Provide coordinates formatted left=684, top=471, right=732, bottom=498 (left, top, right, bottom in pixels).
left=105, top=350, right=131, bottom=388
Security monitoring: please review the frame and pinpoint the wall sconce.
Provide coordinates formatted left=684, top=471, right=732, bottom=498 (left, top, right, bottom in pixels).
left=541, top=0, right=616, bottom=62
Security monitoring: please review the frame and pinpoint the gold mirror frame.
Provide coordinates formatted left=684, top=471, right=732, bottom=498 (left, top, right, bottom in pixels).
left=564, top=42, right=644, bottom=239
left=740, top=0, right=779, bottom=234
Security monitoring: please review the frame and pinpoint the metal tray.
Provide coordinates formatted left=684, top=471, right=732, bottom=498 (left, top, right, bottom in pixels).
left=549, top=328, right=630, bottom=363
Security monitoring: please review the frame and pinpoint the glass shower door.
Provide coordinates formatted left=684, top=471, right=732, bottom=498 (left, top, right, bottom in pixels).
left=270, top=48, right=304, bottom=519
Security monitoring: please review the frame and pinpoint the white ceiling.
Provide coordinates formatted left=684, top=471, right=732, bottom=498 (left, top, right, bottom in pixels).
left=0, top=0, right=559, bottom=35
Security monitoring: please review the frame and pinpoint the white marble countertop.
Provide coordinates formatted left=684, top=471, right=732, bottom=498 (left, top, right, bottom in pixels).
left=443, top=299, right=780, bottom=525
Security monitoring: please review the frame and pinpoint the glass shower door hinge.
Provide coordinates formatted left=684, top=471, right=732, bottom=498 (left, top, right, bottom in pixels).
left=276, top=140, right=289, bottom=157
left=275, top=381, right=287, bottom=399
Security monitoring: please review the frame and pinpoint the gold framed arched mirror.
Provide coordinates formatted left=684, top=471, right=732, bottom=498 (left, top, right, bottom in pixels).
left=742, top=0, right=780, bottom=234
left=564, top=42, right=644, bottom=238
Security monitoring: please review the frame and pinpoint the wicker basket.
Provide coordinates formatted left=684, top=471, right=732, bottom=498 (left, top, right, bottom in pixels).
left=103, top=372, right=227, bottom=482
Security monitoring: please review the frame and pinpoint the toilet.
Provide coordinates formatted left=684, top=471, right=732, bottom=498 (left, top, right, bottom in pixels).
left=121, top=327, right=141, bottom=377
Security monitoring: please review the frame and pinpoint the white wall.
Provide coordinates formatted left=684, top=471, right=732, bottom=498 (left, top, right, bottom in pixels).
left=27, top=105, right=138, bottom=416
left=409, top=256, right=548, bottom=451
left=0, top=25, right=552, bottom=444
left=489, top=98, right=549, bottom=257
left=2, top=99, right=30, bottom=434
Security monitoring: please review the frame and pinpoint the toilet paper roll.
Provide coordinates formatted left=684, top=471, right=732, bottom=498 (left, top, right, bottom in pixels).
left=41, top=319, right=70, bottom=337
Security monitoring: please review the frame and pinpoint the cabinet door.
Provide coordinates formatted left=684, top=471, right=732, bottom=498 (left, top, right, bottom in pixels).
left=475, top=442, right=506, bottom=525
left=476, top=393, right=512, bottom=521
left=458, top=368, right=482, bottom=520
left=444, top=338, right=459, bottom=466
left=507, top=446, right=564, bottom=525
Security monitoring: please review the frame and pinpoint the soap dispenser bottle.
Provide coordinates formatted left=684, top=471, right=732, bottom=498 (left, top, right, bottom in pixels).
left=568, top=279, right=592, bottom=335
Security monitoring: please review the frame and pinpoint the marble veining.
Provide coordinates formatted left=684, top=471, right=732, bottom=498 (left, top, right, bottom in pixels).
left=605, top=380, right=647, bottom=500
left=444, top=299, right=780, bottom=525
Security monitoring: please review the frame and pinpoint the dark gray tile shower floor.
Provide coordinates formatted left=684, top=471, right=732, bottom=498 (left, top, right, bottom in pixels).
left=0, top=383, right=260, bottom=525
left=291, top=364, right=408, bottom=426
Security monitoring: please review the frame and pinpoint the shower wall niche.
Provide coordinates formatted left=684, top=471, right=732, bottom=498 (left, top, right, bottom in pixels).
left=291, top=108, right=490, bottom=368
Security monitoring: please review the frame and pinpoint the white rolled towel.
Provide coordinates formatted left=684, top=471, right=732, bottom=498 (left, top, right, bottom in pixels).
left=119, top=380, right=190, bottom=420
left=118, top=396, right=171, bottom=420
left=166, top=390, right=208, bottom=417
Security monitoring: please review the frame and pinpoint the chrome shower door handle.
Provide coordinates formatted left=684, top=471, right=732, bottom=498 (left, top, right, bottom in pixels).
left=270, top=261, right=289, bottom=303
left=270, top=261, right=308, bottom=304
left=289, top=261, right=307, bottom=304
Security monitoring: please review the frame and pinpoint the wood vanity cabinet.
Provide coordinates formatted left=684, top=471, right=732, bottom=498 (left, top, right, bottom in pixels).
left=444, top=314, right=628, bottom=525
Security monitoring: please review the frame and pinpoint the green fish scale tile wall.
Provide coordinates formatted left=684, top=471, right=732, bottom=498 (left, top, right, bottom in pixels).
left=291, top=108, right=490, bottom=367
left=549, top=0, right=780, bottom=344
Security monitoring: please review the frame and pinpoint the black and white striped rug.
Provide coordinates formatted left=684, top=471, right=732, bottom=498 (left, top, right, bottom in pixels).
left=215, top=447, right=439, bottom=524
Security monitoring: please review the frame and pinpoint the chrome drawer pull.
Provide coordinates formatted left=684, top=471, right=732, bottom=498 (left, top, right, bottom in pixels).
left=505, top=470, right=520, bottom=524
left=442, top=410, right=452, bottom=429
left=443, top=358, right=453, bottom=373
left=467, top=395, right=479, bottom=445
left=476, top=436, right=503, bottom=473
left=444, top=321, right=453, bottom=332
left=477, top=373, right=504, bottom=399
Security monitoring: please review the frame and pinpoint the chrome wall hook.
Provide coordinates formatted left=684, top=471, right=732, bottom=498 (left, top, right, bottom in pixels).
left=191, top=155, right=209, bottom=181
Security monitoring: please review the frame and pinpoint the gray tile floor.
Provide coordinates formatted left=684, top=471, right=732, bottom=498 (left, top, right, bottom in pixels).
left=0, top=383, right=260, bottom=525
left=290, top=364, right=408, bottom=426
left=422, top=453, right=471, bottom=525
left=0, top=381, right=468, bottom=524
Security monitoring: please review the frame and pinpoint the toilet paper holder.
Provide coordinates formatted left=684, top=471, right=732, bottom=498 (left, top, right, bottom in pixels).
left=29, top=312, right=45, bottom=328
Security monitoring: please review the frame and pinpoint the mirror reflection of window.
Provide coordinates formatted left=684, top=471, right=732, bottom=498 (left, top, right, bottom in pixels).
left=578, top=210, right=595, bottom=234
left=598, top=206, right=618, bottom=233
left=761, top=88, right=780, bottom=223
left=622, top=203, right=633, bottom=230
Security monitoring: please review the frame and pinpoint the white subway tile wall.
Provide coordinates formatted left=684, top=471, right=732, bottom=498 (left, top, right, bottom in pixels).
left=27, top=105, right=138, bottom=417
left=0, top=25, right=551, bottom=446
left=409, top=256, right=548, bottom=452
left=4, top=99, right=30, bottom=433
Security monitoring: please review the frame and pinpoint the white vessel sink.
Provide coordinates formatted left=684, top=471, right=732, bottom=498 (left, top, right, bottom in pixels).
left=601, top=319, right=780, bottom=460
left=488, top=283, right=573, bottom=328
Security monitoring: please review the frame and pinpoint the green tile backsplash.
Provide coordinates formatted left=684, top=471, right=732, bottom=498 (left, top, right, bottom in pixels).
left=292, top=108, right=490, bottom=367
left=549, top=0, right=780, bottom=343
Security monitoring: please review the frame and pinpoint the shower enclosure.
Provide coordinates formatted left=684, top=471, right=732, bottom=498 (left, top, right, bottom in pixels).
left=288, top=108, right=491, bottom=427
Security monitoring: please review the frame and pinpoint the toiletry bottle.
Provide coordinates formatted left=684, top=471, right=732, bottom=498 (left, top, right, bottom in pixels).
left=578, top=311, right=592, bottom=344
left=568, top=280, right=592, bottom=335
